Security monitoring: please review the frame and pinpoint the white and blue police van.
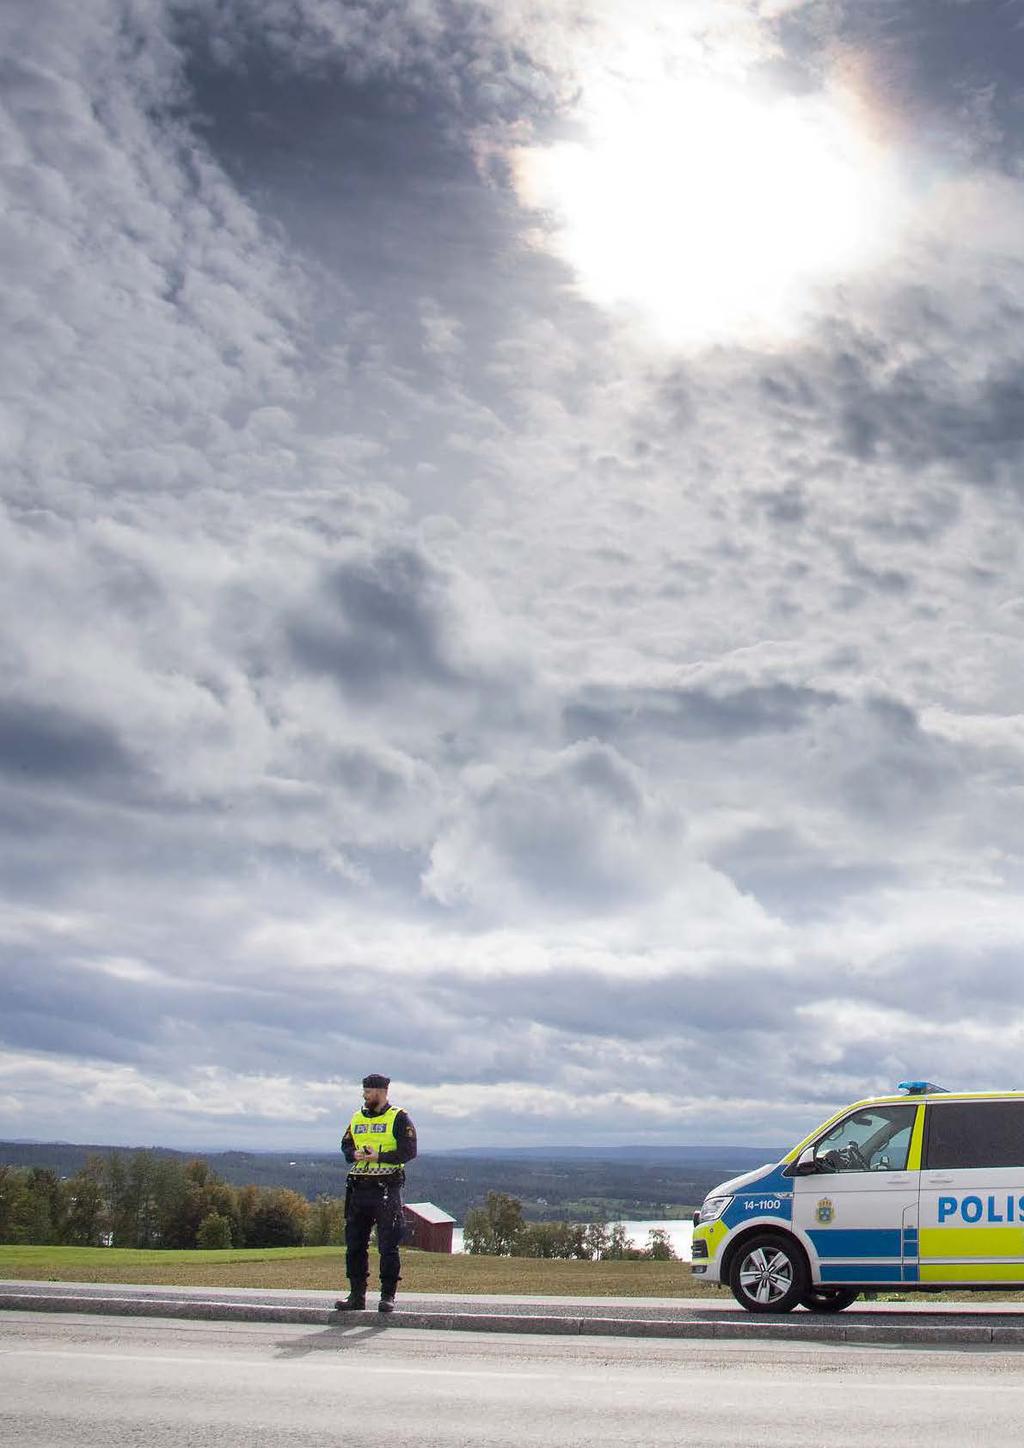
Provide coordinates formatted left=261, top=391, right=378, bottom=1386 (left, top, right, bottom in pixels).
left=692, top=1083, right=1024, bottom=1312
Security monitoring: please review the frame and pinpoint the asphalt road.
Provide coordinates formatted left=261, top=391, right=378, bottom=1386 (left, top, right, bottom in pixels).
left=7, top=1281, right=1024, bottom=1346
left=4, top=1309, right=1024, bottom=1447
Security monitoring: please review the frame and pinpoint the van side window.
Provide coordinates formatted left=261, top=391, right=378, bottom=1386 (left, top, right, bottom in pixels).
left=925, top=1102, right=1024, bottom=1169
left=812, top=1104, right=917, bottom=1173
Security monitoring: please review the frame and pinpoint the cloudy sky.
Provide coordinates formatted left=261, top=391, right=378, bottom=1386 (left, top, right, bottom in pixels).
left=4, top=0, right=1024, bottom=1152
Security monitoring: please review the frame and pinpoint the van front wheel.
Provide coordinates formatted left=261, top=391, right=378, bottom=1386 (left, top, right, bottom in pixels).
left=729, top=1234, right=808, bottom=1314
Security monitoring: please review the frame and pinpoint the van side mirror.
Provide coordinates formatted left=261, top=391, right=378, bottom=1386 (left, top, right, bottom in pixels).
left=789, top=1147, right=819, bottom=1176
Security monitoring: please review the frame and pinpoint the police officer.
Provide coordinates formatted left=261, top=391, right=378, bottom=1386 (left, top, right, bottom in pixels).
left=335, top=1073, right=417, bottom=1314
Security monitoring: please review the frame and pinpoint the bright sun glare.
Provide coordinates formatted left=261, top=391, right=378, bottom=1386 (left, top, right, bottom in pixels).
left=513, top=70, right=900, bottom=350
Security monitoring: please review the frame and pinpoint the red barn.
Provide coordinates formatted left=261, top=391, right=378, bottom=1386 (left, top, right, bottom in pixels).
left=404, top=1201, right=456, bottom=1253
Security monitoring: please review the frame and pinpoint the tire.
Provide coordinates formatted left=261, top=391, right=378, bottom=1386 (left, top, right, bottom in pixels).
left=799, top=1286, right=859, bottom=1314
left=728, top=1233, right=808, bottom=1314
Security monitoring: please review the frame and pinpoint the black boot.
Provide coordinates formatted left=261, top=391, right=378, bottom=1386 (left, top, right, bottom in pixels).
left=378, top=1292, right=396, bottom=1314
left=334, top=1290, right=366, bottom=1311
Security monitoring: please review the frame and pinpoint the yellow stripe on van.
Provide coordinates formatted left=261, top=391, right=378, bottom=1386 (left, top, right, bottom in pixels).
left=905, top=1105, right=925, bottom=1170
left=919, top=1227, right=1024, bottom=1258
left=700, top=1219, right=729, bottom=1261
left=920, top=1261, right=1024, bottom=1283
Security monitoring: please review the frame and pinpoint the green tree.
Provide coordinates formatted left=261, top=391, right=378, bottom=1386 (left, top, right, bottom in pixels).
left=125, top=1152, right=163, bottom=1248
left=203, top=1179, right=241, bottom=1247
left=0, top=1167, right=24, bottom=1243
left=513, top=1221, right=574, bottom=1258
left=644, top=1228, right=676, bottom=1261
left=463, top=1192, right=525, bottom=1256
left=159, top=1161, right=240, bottom=1249
left=196, top=1212, right=233, bottom=1250
left=0, top=1168, right=40, bottom=1245
left=104, top=1152, right=132, bottom=1245
left=245, top=1189, right=308, bottom=1247
left=185, top=1159, right=212, bottom=1188
left=509, top=1220, right=613, bottom=1261
left=304, top=1195, right=344, bottom=1246
left=62, top=1159, right=106, bottom=1246
left=10, top=1168, right=64, bottom=1245
left=105, top=1150, right=165, bottom=1247
left=153, top=1161, right=195, bottom=1249
left=583, top=1222, right=610, bottom=1260
left=236, top=1184, right=263, bottom=1247
left=602, top=1222, right=628, bottom=1259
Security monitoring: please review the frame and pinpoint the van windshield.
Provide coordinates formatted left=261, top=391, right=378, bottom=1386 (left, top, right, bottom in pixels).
left=811, top=1104, right=917, bottom=1173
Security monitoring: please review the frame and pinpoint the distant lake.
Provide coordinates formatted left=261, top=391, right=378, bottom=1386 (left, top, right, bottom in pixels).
left=451, top=1219, right=693, bottom=1260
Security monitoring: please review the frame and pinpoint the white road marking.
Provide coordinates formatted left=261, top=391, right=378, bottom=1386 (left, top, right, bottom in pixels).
left=2, top=1350, right=1024, bottom=1393
left=1, top=1352, right=272, bottom=1368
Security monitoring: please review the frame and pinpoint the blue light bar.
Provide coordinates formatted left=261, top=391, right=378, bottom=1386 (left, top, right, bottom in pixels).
left=898, top=1081, right=949, bottom=1095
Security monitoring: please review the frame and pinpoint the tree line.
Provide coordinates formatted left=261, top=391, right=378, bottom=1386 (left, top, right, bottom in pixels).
left=0, top=1139, right=733, bottom=1225
left=463, top=1192, right=677, bottom=1260
left=0, top=1153, right=346, bottom=1250
left=0, top=1161, right=680, bottom=1259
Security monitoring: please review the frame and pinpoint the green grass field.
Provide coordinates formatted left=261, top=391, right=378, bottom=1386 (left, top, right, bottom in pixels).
left=0, top=1244, right=726, bottom=1296
left=1, top=1246, right=1016, bottom=1302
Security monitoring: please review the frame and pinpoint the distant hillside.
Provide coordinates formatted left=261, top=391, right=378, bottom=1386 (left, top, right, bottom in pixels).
left=444, top=1145, right=782, bottom=1164
left=0, top=1140, right=782, bottom=1223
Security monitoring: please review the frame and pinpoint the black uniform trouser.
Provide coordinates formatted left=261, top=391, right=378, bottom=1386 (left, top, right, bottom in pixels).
left=345, top=1179, right=404, bottom=1294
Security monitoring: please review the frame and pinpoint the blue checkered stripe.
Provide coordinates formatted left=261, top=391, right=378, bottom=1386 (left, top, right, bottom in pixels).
left=808, top=1226, right=920, bottom=1283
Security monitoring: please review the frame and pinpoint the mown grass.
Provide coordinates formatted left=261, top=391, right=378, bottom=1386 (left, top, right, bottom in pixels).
left=1, top=1246, right=1017, bottom=1302
left=0, top=1244, right=727, bottom=1296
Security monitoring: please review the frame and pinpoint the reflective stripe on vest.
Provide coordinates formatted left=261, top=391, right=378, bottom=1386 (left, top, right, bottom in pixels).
left=348, top=1105, right=402, bottom=1175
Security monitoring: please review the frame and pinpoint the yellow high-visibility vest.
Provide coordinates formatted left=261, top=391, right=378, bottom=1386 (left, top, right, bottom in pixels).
left=347, top=1105, right=403, bottom=1175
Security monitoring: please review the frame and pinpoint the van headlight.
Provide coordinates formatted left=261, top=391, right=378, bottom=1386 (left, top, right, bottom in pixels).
left=698, top=1195, right=733, bottom=1224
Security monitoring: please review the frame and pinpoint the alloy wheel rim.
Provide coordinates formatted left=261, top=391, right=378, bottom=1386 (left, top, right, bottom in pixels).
left=738, top=1246, right=793, bottom=1305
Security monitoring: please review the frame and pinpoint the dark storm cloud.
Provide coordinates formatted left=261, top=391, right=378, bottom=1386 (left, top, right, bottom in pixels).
left=736, top=297, right=1024, bottom=503
left=431, top=963, right=807, bottom=1040
left=834, top=539, right=912, bottom=599
left=563, top=681, right=840, bottom=745
left=0, top=950, right=165, bottom=1063
left=826, top=333, right=1024, bottom=482
left=172, top=0, right=606, bottom=519
left=178, top=9, right=551, bottom=346
left=839, top=696, right=962, bottom=825
left=0, top=700, right=135, bottom=786
left=889, top=944, right=1024, bottom=1020
left=754, top=485, right=809, bottom=527
left=181, top=0, right=564, bottom=121
left=0, top=937, right=366, bottom=1079
left=793, top=0, right=1024, bottom=171
left=465, top=747, right=650, bottom=907
left=710, top=827, right=902, bottom=920
left=0, top=936, right=537, bottom=1087
left=287, top=547, right=464, bottom=698
left=0, top=787, right=118, bottom=903
left=422, top=739, right=695, bottom=915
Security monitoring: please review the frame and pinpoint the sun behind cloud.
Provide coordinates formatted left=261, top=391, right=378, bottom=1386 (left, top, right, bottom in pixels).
left=512, top=60, right=904, bottom=350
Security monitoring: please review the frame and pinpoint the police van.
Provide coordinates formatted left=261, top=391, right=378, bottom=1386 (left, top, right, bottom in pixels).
left=691, top=1083, right=1024, bottom=1313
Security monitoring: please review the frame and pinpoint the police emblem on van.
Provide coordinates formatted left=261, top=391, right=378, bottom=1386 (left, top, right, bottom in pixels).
left=816, top=1198, right=835, bottom=1224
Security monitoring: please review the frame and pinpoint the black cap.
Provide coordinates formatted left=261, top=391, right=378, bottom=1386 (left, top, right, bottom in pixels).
left=362, top=1073, right=390, bottom=1089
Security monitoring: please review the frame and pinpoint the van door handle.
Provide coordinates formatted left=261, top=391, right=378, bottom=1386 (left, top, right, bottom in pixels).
left=926, top=1176, right=953, bottom=1184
